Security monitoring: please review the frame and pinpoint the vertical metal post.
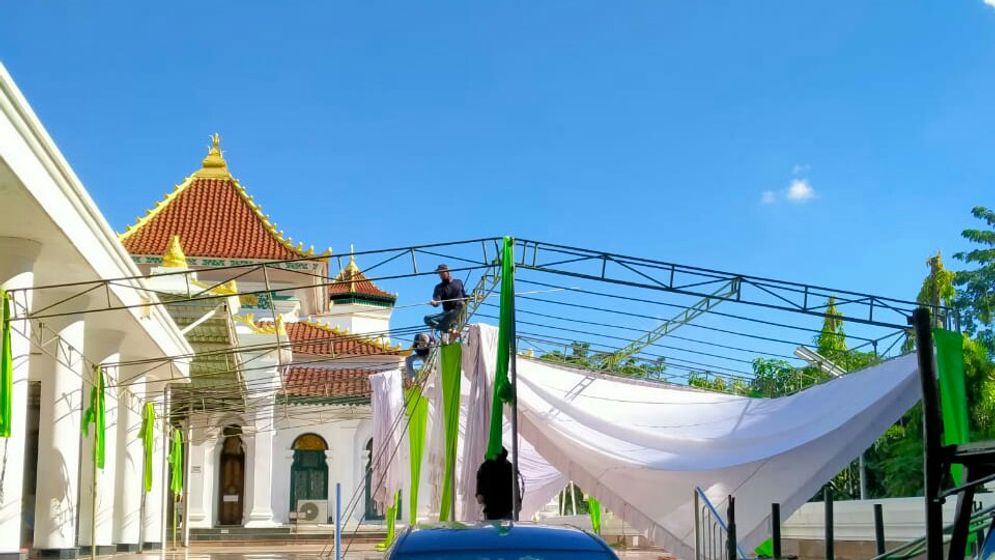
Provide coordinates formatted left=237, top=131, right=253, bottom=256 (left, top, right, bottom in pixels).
left=726, top=496, right=737, bottom=560
left=694, top=491, right=701, bottom=560
left=334, top=482, right=342, bottom=560
left=824, top=487, right=834, bottom=560
left=912, top=307, right=944, bottom=560
left=509, top=256, right=520, bottom=522
left=159, top=386, right=170, bottom=558
left=182, top=419, right=192, bottom=548
left=873, top=503, right=886, bottom=556
left=771, top=503, right=781, bottom=560
left=859, top=453, right=868, bottom=500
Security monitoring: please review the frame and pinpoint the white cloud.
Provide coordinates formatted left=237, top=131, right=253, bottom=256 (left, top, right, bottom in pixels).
left=792, top=164, right=811, bottom=175
left=786, top=179, right=816, bottom=202
left=761, top=191, right=777, bottom=204
left=986, top=0, right=995, bottom=8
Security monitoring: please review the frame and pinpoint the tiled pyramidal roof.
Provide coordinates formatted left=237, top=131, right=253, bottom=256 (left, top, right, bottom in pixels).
left=120, top=134, right=328, bottom=261
left=328, top=256, right=397, bottom=306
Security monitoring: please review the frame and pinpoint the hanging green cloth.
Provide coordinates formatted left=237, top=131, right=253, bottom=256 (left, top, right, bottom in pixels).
left=0, top=289, right=12, bottom=438
left=169, top=428, right=184, bottom=495
left=140, top=403, right=156, bottom=492
left=81, top=366, right=106, bottom=468
left=439, top=343, right=462, bottom=522
left=754, top=538, right=774, bottom=558
left=934, top=328, right=970, bottom=485
left=405, top=386, right=428, bottom=524
left=376, top=491, right=401, bottom=551
left=588, top=497, right=602, bottom=535
left=486, top=236, right=515, bottom=461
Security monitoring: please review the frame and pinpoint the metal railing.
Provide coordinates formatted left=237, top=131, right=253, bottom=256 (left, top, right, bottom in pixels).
left=695, top=487, right=747, bottom=560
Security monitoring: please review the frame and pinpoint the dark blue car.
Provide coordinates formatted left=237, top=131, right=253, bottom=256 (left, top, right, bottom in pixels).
left=386, top=522, right=620, bottom=560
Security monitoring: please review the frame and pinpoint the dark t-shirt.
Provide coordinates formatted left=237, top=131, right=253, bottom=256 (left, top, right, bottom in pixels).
left=433, top=279, right=467, bottom=312
left=476, top=457, right=513, bottom=520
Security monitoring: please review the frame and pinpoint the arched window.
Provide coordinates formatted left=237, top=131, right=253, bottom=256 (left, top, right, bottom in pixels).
left=290, top=433, right=329, bottom=516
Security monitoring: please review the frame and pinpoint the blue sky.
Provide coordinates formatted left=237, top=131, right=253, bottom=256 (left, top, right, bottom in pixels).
left=2, top=1, right=994, bottom=316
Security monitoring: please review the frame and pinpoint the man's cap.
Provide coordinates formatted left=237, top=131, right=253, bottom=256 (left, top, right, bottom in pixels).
left=435, top=264, right=449, bottom=272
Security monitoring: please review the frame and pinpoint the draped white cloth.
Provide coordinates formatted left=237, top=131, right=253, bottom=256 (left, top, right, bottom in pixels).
left=369, top=369, right=405, bottom=514
left=457, top=325, right=570, bottom=521
left=466, top=324, right=920, bottom=558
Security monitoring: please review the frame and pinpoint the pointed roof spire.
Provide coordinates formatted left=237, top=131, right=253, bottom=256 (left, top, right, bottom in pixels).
left=163, top=235, right=188, bottom=268
left=194, top=133, right=231, bottom=178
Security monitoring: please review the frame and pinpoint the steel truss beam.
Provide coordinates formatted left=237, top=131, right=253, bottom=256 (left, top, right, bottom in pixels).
left=514, top=239, right=948, bottom=330
left=597, top=278, right=740, bottom=370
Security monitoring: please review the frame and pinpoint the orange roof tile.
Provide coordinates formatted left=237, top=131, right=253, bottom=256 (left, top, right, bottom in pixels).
left=120, top=136, right=327, bottom=261
left=281, top=366, right=413, bottom=401
left=262, top=319, right=405, bottom=357
left=328, top=257, right=397, bottom=303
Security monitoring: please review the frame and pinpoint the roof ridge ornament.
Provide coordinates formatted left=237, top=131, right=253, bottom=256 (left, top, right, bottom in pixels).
left=194, top=132, right=231, bottom=178
left=163, top=235, right=188, bottom=268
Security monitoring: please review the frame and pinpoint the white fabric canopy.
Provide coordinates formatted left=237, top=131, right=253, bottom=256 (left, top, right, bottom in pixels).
left=370, top=369, right=405, bottom=514
left=466, top=324, right=920, bottom=558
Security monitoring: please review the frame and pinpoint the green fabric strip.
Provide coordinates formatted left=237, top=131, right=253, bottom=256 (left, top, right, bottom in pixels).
left=755, top=538, right=774, bottom=558
left=439, top=343, right=462, bottom=522
left=0, top=290, right=12, bottom=438
left=934, top=329, right=970, bottom=485
left=377, top=491, right=401, bottom=551
left=169, top=428, right=184, bottom=495
left=81, top=366, right=106, bottom=468
left=140, top=403, right=155, bottom=492
left=486, top=236, right=515, bottom=461
left=405, top=386, right=428, bottom=524
left=588, top=497, right=602, bottom=535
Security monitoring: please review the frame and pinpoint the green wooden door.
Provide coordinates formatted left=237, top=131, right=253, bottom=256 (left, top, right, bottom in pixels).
left=290, top=450, right=328, bottom=513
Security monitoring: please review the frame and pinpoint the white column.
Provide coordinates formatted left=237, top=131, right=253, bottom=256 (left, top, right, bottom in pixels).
left=244, top=396, right=278, bottom=527
left=142, top=394, right=164, bottom=550
left=334, top=422, right=361, bottom=523
left=78, top=331, right=123, bottom=554
left=32, top=316, right=86, bottom=553
left=112, top=372, right=144, bottom=551
left=185, top=416, right=210, bottom=528
left=0, top=238, right=40, bottom=560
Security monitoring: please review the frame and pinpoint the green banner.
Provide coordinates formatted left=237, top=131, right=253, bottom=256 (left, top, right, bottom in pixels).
left=405, top=386, right=428, bottom=524
left=81, top=366, right=106, bottom=468
left=0, top=289, right=12, bottom=438
left=935, top=329, right=970, bottom=485
left=140, top=403, right=156, bottom=492
left=439, top=343, right=462, bottom=522
left=169, top=428, right=184, bottom=496
left=376, top=491, right=401, bottom=551
left=588, top=497, right=602, bottom=535
left=486, top=236, right=515, bottom=461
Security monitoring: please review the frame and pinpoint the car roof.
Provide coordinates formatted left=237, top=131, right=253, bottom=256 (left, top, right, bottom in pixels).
left=393, top=522, right=611, bottom=554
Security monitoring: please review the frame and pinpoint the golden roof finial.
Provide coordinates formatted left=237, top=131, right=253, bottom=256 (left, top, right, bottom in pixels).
left=163, top=235, right=188, bottom=268
left=194, top=133, right=231, bottom=178
left=274, top=313, right=288, bottom=336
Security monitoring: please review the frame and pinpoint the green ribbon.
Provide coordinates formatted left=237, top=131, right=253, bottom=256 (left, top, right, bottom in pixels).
left=0, top=290, right=12, bottom=438
left=169, top=428, right=183, bottom=495
left=140, top=403, right=156, bottom=492
left=376, top=491, right=401, bottom=551
left=935, top=329, right=970, bottom=484
left=486, top=236, right=515, bottom=461
left=588, top=497, right=602, bottom=535
left=81, top=366, right=106, bottom=468
left=439, top=343, right=462, bottom=522
left=405, top=386, right=428, bottom=524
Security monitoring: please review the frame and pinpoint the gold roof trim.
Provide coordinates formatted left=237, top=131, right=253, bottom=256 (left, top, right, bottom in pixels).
left=163, top=235, right=188, bottom=268
left=193, top=133, right=231, bottom=179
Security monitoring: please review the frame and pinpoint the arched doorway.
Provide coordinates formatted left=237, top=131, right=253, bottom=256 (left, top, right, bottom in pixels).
left=290, top=433, right=329, bottom=516
left=217, top=425, right=245, bottom=526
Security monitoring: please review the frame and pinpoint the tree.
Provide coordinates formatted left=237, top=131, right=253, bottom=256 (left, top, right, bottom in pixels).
left=954, top=207, right=995, bottom=354
left=539, top=341, right=667, bottom=380
left=817, top=296, right=847, bottom=360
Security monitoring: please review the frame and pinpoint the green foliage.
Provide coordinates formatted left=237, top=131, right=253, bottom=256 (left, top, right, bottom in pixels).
left=817, top=296, right=848, bottom=359
left=954, top=207, right=995, bottom=354
left=539, top=341, right=666, bottom=380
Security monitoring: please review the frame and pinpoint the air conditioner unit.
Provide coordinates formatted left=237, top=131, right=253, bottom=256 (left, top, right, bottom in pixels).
left=296, top=500, right=328, bottom=524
